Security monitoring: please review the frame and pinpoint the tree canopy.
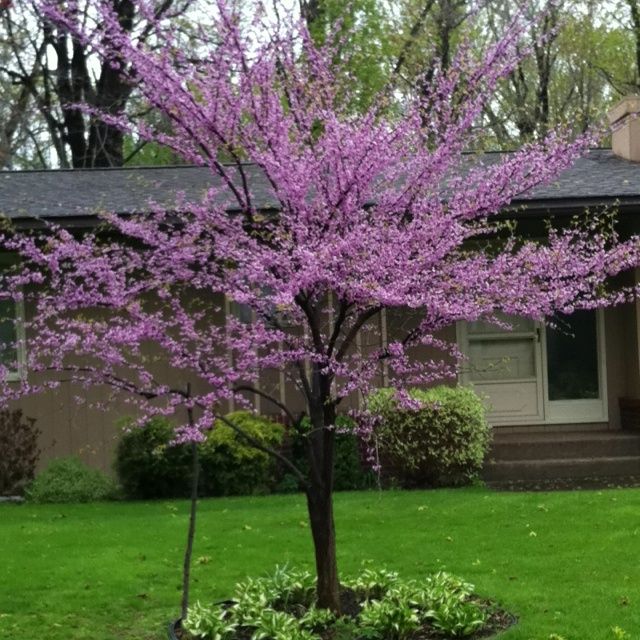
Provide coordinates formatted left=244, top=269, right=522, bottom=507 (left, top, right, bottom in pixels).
left=1, top=0, right=640, bottom=613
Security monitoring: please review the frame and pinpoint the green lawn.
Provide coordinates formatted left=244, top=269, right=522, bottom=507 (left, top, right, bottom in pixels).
left=1, top=487, right=640, bottom=640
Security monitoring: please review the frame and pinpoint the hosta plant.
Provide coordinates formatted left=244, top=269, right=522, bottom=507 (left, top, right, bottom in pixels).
left=183, top=601, right=238, bottom=640
left=251, top=610, right=317, bottom=640
left=428, top=598, right=488, bottom=638
left=358, top=598, right=421, bottom=640
left=346, top=568, right=400, bottom=601
left=181, top=566, right=512, bottom=639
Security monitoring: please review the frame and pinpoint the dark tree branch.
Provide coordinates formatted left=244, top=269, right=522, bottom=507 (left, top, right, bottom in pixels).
left=327, top=298, right=352, bottom=358
left=391, top=0, right=437, bottom=78
left=334, top=306, right=382, bottom=362
left=233, top=384, right=297, bottom=424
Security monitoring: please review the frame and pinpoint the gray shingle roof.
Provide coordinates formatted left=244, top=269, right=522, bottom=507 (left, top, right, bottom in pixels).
left=499, top=147, right=640, bottom=203
left=1, top=148, right=639, bottom=221
left=0, top=162, right=275, bottom=220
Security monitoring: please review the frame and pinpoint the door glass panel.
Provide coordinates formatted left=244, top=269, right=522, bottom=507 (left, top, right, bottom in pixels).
left=468, top=338, right=536, bottom=381
left=546, top=310, right=599, bottom=400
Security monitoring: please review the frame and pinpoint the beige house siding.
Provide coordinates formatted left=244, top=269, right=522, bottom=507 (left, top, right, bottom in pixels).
left=17, top=298, right=640, bottom=472
left=22, top=304, right=460, bottom=472
left=15, top=384, right=128, bottom=473
left=606, top=304, right=635, bottom=430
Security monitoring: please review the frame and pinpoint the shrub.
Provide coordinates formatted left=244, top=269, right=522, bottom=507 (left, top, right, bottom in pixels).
left=332, top=421, right=377, bottom=492
left=114, top=412, right=285, bottom=499
left=0, top=409, right=40, bottom=496
left=279, top=415, right=375, bottom=493
left=115, top=417, right=193, bottom=499
left=26, top=457, right=117, bottom=503
left=200, top=412, right=285, bottom=496
left=369, top=386, right=491, bottom=488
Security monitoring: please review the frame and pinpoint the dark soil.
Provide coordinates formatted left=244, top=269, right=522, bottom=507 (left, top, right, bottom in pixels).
left=337, top=586, right=363, bottom=618
left=487, top=475, right=640, bottom=492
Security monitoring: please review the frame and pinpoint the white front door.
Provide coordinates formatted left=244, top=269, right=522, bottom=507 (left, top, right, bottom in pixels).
left=459, top=310, right=607, bottom=425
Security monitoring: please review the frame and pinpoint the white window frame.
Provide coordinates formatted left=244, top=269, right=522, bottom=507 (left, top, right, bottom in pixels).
left=0, top=252, right=26, bottom=381
left=0, top=294, right=26, bottom=383
left=12, top=297, right=27, bottom=382
left=456, top=318, right=545, bottom=424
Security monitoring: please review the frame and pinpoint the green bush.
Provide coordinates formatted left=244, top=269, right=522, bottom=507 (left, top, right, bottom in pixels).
left=115, top=417, right=193, bottom=499
left=200, top=412, right=285, bottom=496
left=115, top=412, right=285, bottom=499
left=0, top=409, right=40, bottom=496
left=332, top=421, right=377, bottom=491
left=278, top=415, right=375, bottom=493
left=26, top=457, right=117, bottom=503
left=369, top=386, right=491, bottom=488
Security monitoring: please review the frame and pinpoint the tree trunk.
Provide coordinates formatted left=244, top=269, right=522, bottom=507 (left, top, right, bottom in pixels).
left=306, top=484, right=340, bottom=613
left=305, top=380, right=341, bottom=613
left=87, top=119, right=125, bottom=167
left=300, top=0, right=322, bottom=27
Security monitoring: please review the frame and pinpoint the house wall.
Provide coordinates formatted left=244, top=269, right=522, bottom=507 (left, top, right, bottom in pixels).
left=606, top=303, right=638, bottom=428
left=16, top=294, right=229, bottom=474
left=20, top=298, right=637, bottom=473
left=605, top=303, right=637, bottom=429
left=15, top=359, right=225, bottom=474
left=15, top=384, right=132, bottom=473
left=22, top=304, right=459, bottom=473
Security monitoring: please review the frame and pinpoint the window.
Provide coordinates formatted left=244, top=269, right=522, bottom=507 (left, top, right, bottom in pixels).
left=0, top=297, right=24, bottom=380
left=228, top=299, right=253, bottom=324
left=0, top=256, right=25, bottom=381
left=466, top=314, right=537, bottom=382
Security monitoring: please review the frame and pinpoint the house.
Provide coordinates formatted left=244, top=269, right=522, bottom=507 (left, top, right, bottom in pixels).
left=4, top=97, right=640, bottom=483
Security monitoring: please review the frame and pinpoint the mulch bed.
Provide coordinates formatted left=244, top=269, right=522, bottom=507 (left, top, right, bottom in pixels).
left=173, top=590, right=516, bottom=640
left=487, top=475, right=640, bottom=492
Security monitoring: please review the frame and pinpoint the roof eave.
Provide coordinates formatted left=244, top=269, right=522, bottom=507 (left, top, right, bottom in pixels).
left=9, top=195, right=640, bottom=229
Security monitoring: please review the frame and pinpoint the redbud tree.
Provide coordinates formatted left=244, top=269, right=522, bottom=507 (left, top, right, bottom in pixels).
left=2, top=0, right=639, bottom=612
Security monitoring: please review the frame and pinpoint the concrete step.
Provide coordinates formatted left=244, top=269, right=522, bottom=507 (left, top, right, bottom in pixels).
left=483, top=455, right=640, bottom=482
left=488, top=430, right=640, bottom=462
